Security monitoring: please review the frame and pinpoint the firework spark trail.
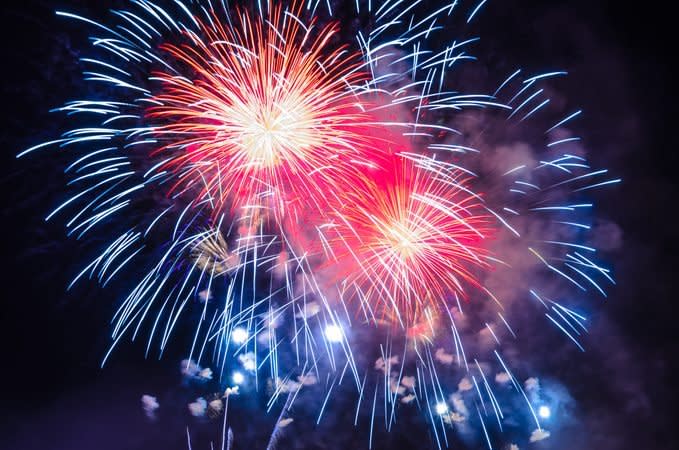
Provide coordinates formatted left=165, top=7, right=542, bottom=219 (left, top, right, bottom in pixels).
left=18, top=0, right=620, bottom=448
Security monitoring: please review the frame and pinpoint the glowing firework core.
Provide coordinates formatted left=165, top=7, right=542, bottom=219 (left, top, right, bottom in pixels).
left=232, top=371, right=245, bottom=385
left=231, top=327, right=249, bottom=344
left=238, top=99, right=313, bottom=169
left=384, top=219, right=425, bottom=262
left=324, top=324, right=343, bottom=343
left=435, top=402, right=449, bottom=415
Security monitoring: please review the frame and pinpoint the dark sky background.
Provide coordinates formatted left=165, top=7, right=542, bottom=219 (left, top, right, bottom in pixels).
left=0, top=1, right=676, bottom=449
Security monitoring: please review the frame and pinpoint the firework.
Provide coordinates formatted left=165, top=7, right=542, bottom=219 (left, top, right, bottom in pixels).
left=19, top=0, right=619, bottom=448
left=145, top=2, right=384, bottom=232
left=319, top=153, right=493, bottom=328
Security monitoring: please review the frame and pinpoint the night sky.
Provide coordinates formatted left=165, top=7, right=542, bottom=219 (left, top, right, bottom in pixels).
left=1, top=1, right=676, bottom=449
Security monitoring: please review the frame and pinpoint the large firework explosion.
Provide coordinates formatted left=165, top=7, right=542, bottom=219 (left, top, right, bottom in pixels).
left=17, top=0, right=620, bottom=448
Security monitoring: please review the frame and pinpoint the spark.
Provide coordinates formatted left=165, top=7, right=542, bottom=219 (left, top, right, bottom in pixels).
left=231, top=327, right=249, bottom=344
left=232, top=371, right=245, bottom=385
left=324, top=324, right=344, bottom=343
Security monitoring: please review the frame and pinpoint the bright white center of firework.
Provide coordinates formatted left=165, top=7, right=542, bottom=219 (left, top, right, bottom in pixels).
left=232, top=371, right=245, bottom=385
left=538, top=405, right=551, bottom=419
left=231, top=327, right=248, bottom=344
left=324, top=325, right=343, bottom=343
left=435, top=402, right=449, bottom=415
left=240, top=101, right=313, bottom=168
left=385, top=221, right=423, bottom=261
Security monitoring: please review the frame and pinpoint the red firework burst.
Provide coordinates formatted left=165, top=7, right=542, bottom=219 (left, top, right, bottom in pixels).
left=146, top=2, right=383, bottom=231
left=322, top=154, right=495, bottom=326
